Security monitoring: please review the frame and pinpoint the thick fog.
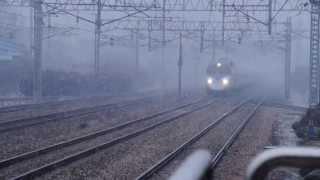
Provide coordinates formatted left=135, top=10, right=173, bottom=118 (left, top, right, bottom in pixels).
left=0, top=1, right=311, bottom=106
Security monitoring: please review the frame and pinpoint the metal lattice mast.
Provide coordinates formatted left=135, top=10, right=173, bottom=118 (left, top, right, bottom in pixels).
left=33, top=0, right=43, bottom=101
left=309, top=0, right=320, bottom=106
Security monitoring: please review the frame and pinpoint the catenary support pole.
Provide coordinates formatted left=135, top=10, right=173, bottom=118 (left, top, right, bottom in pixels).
left=94, top=0, right=102, bottom=77
left=178, top=33, right=183, bottom=97
left=33, top=0, right=43, bottom=101
left=284, top=18, right=292, bottom=99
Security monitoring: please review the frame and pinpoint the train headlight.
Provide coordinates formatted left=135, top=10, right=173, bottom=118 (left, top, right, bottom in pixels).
left=222, top=78, right=229, bottom=86
left=207, top=77, right=213, bottom=85
left=217, top=62, right=222, bottom=68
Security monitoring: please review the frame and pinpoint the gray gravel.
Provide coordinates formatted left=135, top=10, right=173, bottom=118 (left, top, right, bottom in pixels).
left=150, top=102, right=257, bottom=180
left=0, top=95, right=133, bottom=122
left=29, top=97, right=241, bottom=180
left=212, top=105, right=295, bottom=180
left=0, top=90, right=167, bottom=123
left=0, top=93, right=198, bottom=159
left=0, top=96, right=204, bottom=178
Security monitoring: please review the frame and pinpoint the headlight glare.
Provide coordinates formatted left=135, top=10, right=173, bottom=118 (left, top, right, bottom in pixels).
left=222, top=78, right=229, bottom=86
left=207, top=77, right=213, bottom=85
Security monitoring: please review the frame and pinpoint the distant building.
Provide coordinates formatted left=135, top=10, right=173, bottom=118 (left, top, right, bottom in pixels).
left=0, top=6, right=22, bottom=61
left=0, top=16, right=28, bottom=95
left=0, top=37, right=21, bottom=62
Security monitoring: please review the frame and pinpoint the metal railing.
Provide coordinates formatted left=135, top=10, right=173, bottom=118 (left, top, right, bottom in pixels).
left=170, top=147, right=320, bottom=180
left=246, top=147, right=320, bottom=180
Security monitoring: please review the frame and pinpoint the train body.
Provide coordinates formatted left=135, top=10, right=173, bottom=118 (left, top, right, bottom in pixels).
left=206, top=59, right=234, bottom=94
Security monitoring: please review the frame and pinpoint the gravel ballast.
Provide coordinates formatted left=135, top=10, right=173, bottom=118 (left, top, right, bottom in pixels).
left=0, top=93, right=199, bottom=160
left=212, top=105, right=304, bottom=180
left=0, top=96, right=207, bottom=179
left=150, top=102, right=257, bottom=180
left=0, top=93, right=152, bottom=122
left=31, top=97, right=241, bottom=180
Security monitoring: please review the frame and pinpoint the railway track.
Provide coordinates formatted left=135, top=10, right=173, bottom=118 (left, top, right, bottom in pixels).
left=0, top=98, right=70, bottom=114
left=0, top=96, right=219, bottom=180
left=135, top=98, right=263, bottom=180
left=0, top=95, right=158, bottom=134
left=0, top=96, right=104, bottom=114
left=0, top=90, right=160, bottom=115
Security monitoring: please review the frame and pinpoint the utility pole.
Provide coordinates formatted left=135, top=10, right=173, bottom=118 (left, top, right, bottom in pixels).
left=148, top=20, right=152, bottom=52
left=178, top=33, right=183, bottom=97
left=209, top=0, right=214, bottom=11
left=161, top=0, right=166, bottom=91
left=309, top=0, right=320, bottom=106
left=47, top=14, right=52, bottom=64
left=29, top=6, right=34, bottom=60
left=33, top=0, right=43, bottom=101
left=268, top=0, right=272, bottom=34
left=200, top=23, right=205, bottom=53
left=94, top=0, right=102, bottom=78
left=222, top=0, right=226, bottom=45
left=212, top=30, right=216, bottom=62
left=135, top=21, right=140, bottom=74
left=284, top=18, right=292, bottom=100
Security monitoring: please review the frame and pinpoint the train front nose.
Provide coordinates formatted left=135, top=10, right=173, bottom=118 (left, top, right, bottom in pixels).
left=206, top=77, right=231, bottom=91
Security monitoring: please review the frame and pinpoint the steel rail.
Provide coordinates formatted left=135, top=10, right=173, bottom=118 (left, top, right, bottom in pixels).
left=210, top=100, right=263, bottom=169
left=0, top=91, right=159, bottom=114
left=264, top=101, right=307, bottom=112
left=135, top=98, right=251, bottom=180
left=0, top=99, right=67, bottom=114
left=168, top=100, right=264, bottom=180
left=9, top=98, right=217, bottom=180
left=0, top=96, right=112, bottom=114
left=0, top=98, right=204, bottom=168
left=0, top=95, right=156, bottom=134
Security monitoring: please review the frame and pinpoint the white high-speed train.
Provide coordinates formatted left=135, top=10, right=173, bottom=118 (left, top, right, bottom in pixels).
left=206, top=59, right=234, bottom=94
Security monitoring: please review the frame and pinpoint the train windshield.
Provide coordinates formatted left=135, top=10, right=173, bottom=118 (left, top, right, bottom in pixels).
left=207, top=63, right=232, bottom=77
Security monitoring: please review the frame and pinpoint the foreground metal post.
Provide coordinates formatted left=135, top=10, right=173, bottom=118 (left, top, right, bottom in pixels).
left=169, top=150, right=211, bottom=180
left=33, top=0, right=43, bottom=101
left=309, top=0, right=320, bottom=106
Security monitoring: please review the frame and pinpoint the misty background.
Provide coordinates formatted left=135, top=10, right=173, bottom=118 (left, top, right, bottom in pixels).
left=0, top=0, right=311, bottom=106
